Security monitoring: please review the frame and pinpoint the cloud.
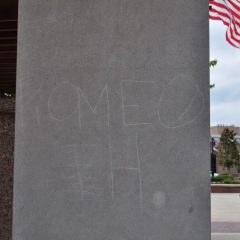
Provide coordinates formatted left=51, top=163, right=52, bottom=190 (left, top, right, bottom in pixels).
left=211, top=100, right=240, bottom=126
left=210, top=21, right=240, bottom=126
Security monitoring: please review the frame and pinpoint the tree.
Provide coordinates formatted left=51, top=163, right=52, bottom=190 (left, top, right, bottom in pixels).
left=217, top=128, right=240, bottom=171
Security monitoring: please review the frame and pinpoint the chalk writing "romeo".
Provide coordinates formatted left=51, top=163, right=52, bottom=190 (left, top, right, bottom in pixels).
left=48, top=79, right=204, bottom=128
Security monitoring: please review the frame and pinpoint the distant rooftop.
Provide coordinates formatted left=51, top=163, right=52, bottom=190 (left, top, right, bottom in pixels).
left=211, top=125, right=240, bottom=143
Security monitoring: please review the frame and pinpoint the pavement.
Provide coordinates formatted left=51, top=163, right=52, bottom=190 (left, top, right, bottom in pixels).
left=211, top=193, right=240, bottom=240
left=212, top=233, right=240, bottom=240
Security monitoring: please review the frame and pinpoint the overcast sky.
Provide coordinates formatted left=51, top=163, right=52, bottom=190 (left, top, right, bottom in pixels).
left=210, top=21, right=240, bottom=127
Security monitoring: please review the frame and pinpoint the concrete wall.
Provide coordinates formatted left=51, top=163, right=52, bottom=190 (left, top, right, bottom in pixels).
left=13, top=1, right=210, bottom=240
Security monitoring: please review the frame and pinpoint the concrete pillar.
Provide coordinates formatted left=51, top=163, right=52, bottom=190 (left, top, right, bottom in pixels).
left=13, top=1, right=210, bottom=240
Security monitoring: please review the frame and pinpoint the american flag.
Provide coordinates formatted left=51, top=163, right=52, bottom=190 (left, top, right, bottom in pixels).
left=209, top=0, right=240, bottom=48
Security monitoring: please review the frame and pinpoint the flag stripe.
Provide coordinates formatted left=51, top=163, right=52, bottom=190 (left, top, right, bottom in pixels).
left=210, top=8, right=231, bottom=21
left=227, top=25, right=240, bottom=47
left=225, top=1, right=240, bottom=25
left=230, top=22, right=240, bottom=41
left=230, top=24, right=240, bottom=43
left=227, top=28, right=240, bottom=47
left=211, top=0, right=230, bottom=12
left=210, top=9, right=231, bottom=25
left=227, top=0, right=240, bottom=12
left=210, top=14, right=230, bottom=26
left=209, top=0, right=240, bottom=48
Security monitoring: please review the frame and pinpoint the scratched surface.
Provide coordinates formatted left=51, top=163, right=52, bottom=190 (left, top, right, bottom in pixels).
left=13, top=1, right=210, bottom=240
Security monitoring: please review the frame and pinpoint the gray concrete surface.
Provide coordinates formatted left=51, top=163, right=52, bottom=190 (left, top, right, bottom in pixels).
left=211, top=193, right=240, bottom=237
left=212, top=233, right=240, bottom=240
left=211, top=194, right=240, bottom=222
left=13, top=1, right=210, bottom=240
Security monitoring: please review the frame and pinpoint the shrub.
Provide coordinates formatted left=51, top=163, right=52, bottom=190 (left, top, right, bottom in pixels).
left=211, top=173, right=235, bottom=183
left=223, top=179, right=233, bottom=184
left=211, top=175, right=224, bottom=182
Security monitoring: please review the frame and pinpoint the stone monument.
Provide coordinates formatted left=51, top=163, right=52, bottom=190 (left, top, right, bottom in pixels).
left=13, top=1, right=210, bottom=240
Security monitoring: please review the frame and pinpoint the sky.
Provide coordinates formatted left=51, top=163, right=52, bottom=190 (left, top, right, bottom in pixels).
left=210, top=21, right=240, bottom=127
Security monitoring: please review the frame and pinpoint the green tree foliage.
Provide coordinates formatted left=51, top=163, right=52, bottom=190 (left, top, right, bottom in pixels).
left=217, top=128, right=240, bottom=171
left=209, top=59, right=217, bottom=89
left=209, top=59, right=218, bottom=67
